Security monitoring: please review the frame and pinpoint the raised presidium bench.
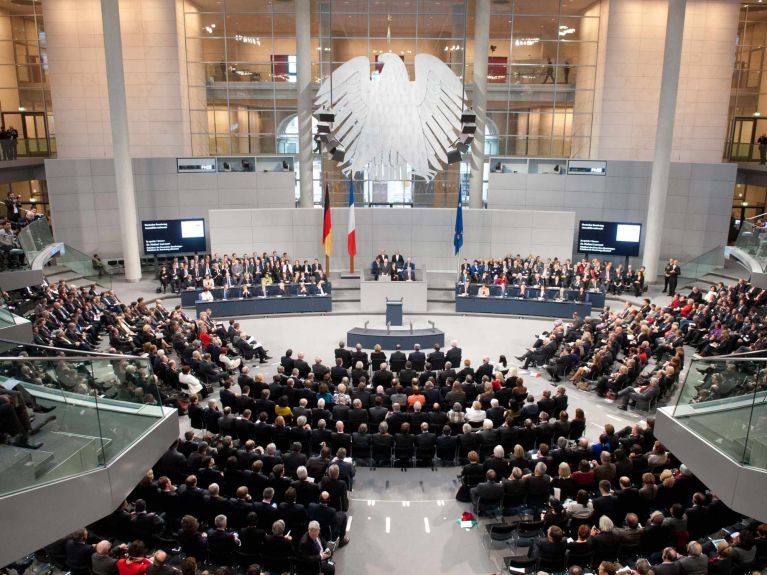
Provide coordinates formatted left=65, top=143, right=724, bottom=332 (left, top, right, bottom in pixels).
left=195, top=294, right=332, bottom=318
left=181, top=284, right=332, bottom=307
left=455, top=295, right=592, bottom=319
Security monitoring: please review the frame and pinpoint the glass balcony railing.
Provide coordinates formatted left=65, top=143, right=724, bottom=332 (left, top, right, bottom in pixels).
left=17, top=217, right=112, bottom=289
left=679, top=245, right=725, bottom=281
left=0, top=341, right=165, bottom=496
left=672, top=353, right=767, bottom=469
left=734, top=220, right=767, bottom=272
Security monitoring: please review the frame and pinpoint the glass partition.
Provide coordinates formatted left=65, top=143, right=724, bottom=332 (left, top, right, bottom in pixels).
left=0, top=346, right=165, bottom=497
left=16, top=216, right=54, bottom=257
left=16, top=217, right=112, bottom=289
left=734, top=220, right=767, bottom=272
left=679, top=246, right=725, bottom=282
left=672, top=355, right=767, bottom=469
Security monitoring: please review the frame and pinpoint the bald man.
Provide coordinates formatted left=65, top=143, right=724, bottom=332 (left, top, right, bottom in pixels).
left=91, top=541, right=118, bottom=575
left=146, top=550, right=178, bottom=575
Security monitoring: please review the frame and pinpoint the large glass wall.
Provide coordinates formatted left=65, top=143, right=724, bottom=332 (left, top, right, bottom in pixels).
left=726, top=3, right=767, bottom=161
left=488, top=0, right=600, bottom=158
left=181, top=0, right=600, bottom=203
left=0, top=0, right=53, bottom=158
left=182, top=0, right=299, bottom=156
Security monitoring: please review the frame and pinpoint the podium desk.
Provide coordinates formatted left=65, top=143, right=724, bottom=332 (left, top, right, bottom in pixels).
left=386, top=300, right=403, bottom=326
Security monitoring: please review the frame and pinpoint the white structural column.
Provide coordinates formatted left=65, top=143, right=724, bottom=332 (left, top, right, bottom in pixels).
left=468, top=0, right=490, bottom=210
left=100, top=0, right=141, bottom=281
left=643, top=0, right=686, bottom=281
left=296, top=0, right=314, bottom=208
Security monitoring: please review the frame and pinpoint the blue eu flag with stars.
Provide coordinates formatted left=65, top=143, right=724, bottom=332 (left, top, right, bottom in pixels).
left=454, top=189, right=463, bottom=255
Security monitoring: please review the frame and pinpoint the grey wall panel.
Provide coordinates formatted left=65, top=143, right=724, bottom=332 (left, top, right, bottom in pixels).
left=488, top=160, right=735, bottom=263
left=46, top=159, right=296, bottom=259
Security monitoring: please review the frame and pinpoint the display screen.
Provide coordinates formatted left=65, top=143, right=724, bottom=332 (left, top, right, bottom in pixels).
left=142, top=219, right=206, bottom=254
left=577, top=220, right=642, bottom=256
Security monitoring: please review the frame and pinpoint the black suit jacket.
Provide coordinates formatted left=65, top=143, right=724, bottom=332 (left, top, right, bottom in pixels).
left=408, top=351, right=426, bottom=370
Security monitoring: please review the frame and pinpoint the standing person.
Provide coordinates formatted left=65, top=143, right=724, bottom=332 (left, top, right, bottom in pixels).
left=543, top=58, right=555, bottom=84
left=4, top=192, right=19, bottom=224
left=668, top=259, right=681, bottom=296
left=759, top=133, right=767, bottom=164
left=8, top=126, right=18, bottom=159
left=0, top=127, right=8, bottom=161
left=564, top=60, right=572, bottom=83
left=663, top=258, right=674, bottom=294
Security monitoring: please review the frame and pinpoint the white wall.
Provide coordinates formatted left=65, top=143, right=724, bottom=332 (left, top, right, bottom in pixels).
left=43, top=0, right=191, bottom=159
left=45, top=158, right=296, bottom=257
left=487, top=160, right=735, bottom=263
left=209, top=208, right=576, bottom=273
left=591, top=0, right=738, bottom=163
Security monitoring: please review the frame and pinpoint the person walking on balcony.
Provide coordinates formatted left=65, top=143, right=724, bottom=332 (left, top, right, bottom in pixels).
left=543, top=58, right=555, bottom=84
left=759, top=134, right=767, bottom=164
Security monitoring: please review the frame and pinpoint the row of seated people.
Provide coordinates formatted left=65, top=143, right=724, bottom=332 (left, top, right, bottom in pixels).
left=514, top=300, right=692, bottom=408
left=457, top=255, right=645, bottom=295
left=159, top=252, right=327, bottom=294
left=458, top=437, right=767, bottom=575
left=456, top=282, right=593, bottom=302
left=520, top=281, right=767, bottom=407
left=196, top=280, right=331, bottom=302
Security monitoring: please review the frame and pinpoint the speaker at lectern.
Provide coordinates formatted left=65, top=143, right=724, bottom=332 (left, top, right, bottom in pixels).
left=386, top=298, right=403, bottom=327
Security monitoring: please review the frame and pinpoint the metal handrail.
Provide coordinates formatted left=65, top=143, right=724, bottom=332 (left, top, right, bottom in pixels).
left=0, top=337, right=141, bottom=360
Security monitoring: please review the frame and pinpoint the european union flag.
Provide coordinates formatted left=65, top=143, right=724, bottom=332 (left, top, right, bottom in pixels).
left=454, top=189, right=463, bottom=255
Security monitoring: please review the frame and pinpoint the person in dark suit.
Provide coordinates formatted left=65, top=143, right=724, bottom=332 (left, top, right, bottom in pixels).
left=445, top=340, right=462, bottom=368
left=298, top=521, right=335, bottom=574
left=330, top=358, right=348, bottom=384
left=408, top=344, right=426, bottom=371
left=252, top=487, right=279, bottom=531
left=319, top=464, right=349, bottom=512
left=531, top=525, right=568, bottom=565
left=350, top=344, right=369, bottom=370
left=206, top=514, right=240, bottom=557
left=262, top=519, right=293, bottom=565
left=427, top=344, right=446, bottom=370
left=389, top=345, right=407, bottom=374
left=474, top=357, right=494, bottom=381
left=470, top=469, right=504, bottom=509
left=334, top=342, right=352, bottom=369
left=308, top=490, right=349, bottom=543
left=278, top=487, right=309, bottom=535
left=239, top=512, right=265, bottom=555
left=280, top=349, right=295, bottom=373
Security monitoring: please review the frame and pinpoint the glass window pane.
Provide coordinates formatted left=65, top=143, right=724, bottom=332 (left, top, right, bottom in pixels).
left=225, top=0, right=272, bottom=11
left=331, top=13, right=368, bottom=37
left=186, top=13, right=225, bottom=37
left=513, top=0, right=561, bottom=15
left=226, top=13, right=272, bottom=36
left=513, top=17, right=560, bottom=42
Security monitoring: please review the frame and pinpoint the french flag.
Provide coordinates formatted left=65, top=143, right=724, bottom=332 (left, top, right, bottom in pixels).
left=347, top=179, right=356, bottom=257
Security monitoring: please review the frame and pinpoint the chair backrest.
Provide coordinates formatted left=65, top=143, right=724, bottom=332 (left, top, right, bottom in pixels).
left=566, top=549, right=594, bottom=568
left=490, top=523, right=515, bottom=539
left=262, top=553, right=292, bottom=574
left=518, top=520, right=544, bottom=537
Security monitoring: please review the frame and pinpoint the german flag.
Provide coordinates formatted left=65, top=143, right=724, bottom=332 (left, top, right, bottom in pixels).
left=322, top=184, right=332, bottom=257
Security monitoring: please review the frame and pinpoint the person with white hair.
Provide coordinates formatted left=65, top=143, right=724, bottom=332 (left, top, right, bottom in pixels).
left=298, top=520, right=335, bottom=573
